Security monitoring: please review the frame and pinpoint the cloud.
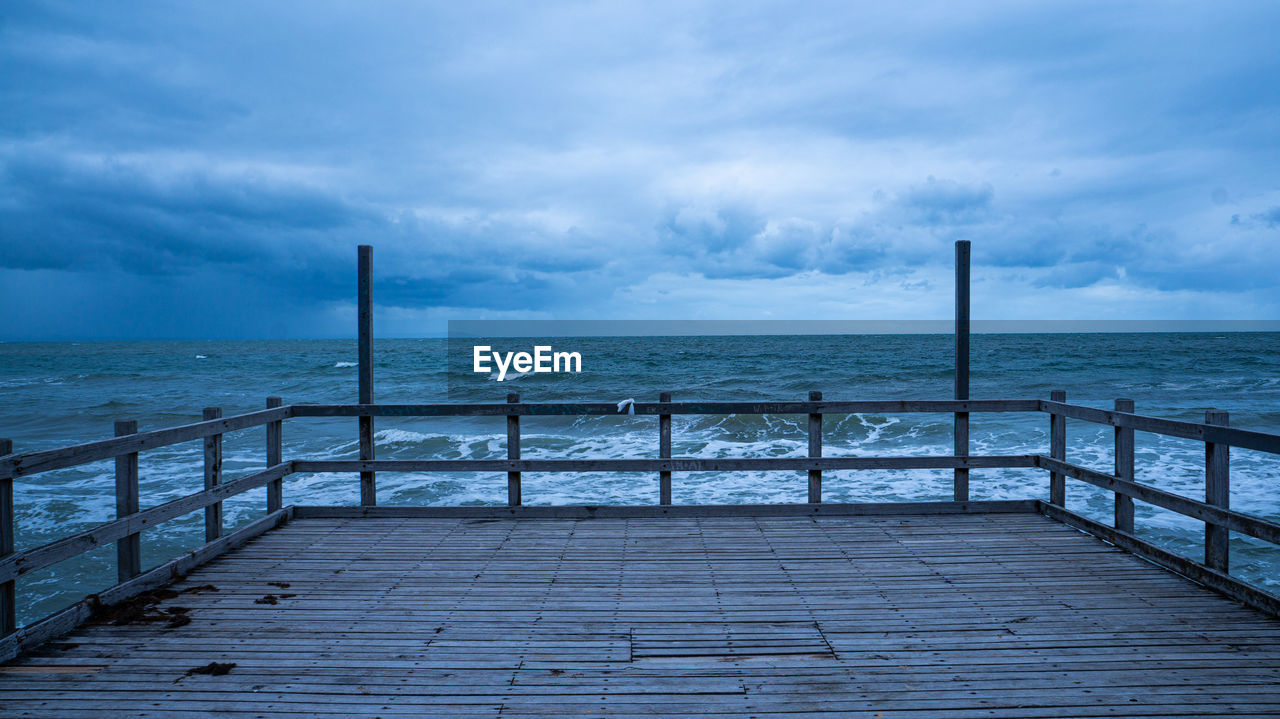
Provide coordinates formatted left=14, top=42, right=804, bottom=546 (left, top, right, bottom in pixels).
left=896, top=177, right=994, bottom=226
left=1255, top=207, right=1280, bottom=229
left=1, top=1, right=1279, bottom=339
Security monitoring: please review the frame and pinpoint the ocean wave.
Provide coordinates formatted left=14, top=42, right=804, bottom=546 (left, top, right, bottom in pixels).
left=487, top=370, right=532, bottom=382
left=333, top=361, right=357, bottom=368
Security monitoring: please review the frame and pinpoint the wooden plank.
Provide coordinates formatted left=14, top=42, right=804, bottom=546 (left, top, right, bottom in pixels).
left=954, top=239, right=970, bottom=503
left=659, top=392, right=671, bottom=505
left=508, top=392, right=521, bottom=506
left=203, top=407, right=223, bottom=543
left=0, top=464, right=291, bottom=584
left=1049, top=390, right=1066, bottom=506
left=1038, top=501, right=1280, bottom=617
left=288, top=398, right=1044, bottom=417
left=291, top=455, right=1038, bottom=474
left=357, top=244, right=375, bottom=507
left=1114, top=398, right=1135, bottom=533
left=807, top=391, right=822, bottom=504
left=0, top=507, right=292, bottom=663
left=6, top=510, right=1280, bottom=716
left=1034, top=456, right=1280, bottom=545
left=114, top=420, right=141, bottom=583
left=1205, top=409, right=1230, bottom=571
left=265, top=397, right=283, bottom=513
left=292, top=500, right=1041, bottom=519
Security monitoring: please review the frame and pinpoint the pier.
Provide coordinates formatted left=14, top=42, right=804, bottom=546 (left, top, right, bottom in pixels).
left=2, top=242, right=1280, bottom=716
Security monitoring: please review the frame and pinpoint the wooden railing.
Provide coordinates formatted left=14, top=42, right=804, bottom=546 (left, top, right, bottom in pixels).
left=2, top=393, right=1280, bottom=660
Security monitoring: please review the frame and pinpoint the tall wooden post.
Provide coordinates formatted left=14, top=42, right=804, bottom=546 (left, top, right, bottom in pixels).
left=1205, top=409, right=1230, bottom=572
left=507, top=393, right=521, bottom=506
left=1049, top=390, right=1066, bottom=506
left=115, top=420, right=141, bottom=582
left=358, top=245, right=376, bottom=506
left=266, top=396, right=283, bottom=512
left=1114, top=398, right=1135, bottom=533
left=0, top=438, right=14, bottom=637
left=659, top=392, right=672, bottom=505
left=203, top=408, right=223, bottom=543
left=808, top=391, right=823, bottom=504
left=954, top=240, right=970, bottom=502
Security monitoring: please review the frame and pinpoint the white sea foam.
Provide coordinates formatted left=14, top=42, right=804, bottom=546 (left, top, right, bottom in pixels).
left=334, top=361, right=357, bottom=368
left=195, top=354, right=207, bottom=359
left=489, top=370, right=532, bottom=381
left=376, top=428, right=440, bottom=444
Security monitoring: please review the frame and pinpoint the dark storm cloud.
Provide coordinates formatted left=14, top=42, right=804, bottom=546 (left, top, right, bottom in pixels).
left=1, top=1, right=1279, bottom=338
left=0, top=148, right=363, bottom=274
left=896, top=178, right=994, bottom=227
left=1255, top=208, right=1280, bottom=229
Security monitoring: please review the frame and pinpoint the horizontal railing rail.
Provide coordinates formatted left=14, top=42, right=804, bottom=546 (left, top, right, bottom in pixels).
left=289, top=399, right=1042, bottom=417
left=1040, top=399, right=1280, bottom=455
left=3, top=392, right=1280, bottom=660
left=0, top=463, right=290, bottom=586
left=292, top=456, right=1037, bottom=473
left=1035, top=455, right=1280, bottom=545
left=0, top=406, right=290, bottom=480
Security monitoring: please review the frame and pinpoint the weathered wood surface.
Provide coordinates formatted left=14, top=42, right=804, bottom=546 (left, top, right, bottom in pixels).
left=265, top=396, right=284, bottom=513
left=1205, top=409, right=1230, bottom=572
left=5, top=512, right=1280, bottom=717
left=0, top=509, right=292, bottom=662
left=357, top=244, right=376, bottom=507
left=1049, top=389, right=1066, bottom=506
left=0, top=406, right=291, bottom=481
left=1040, top=399, right=1280, bottom=455
left=954, top=239, right=970, bottom=503
left=0, top=437, right=13, bottom=636
left=0, top=464, right=290, bottom=584
left=507, top=393, right=521, bottom=506
left=113, top=420, right=140, bottom=584
left=1113, top=398, right=1135, bottom=533
left=202, top=407, right=223, bottom=543
left=290, top=398, right=1043, bottom=417
left=1034, top=455, right=1280, bottom=545
left=658, top=392, right=672, bottom=505
left=293, top=455, right=1037, bottom=474
left=292, top=500, right=1040, bottom=519
left=807, top=390, right=822, bottom=503
left=1039, top=502, right=1280, bottom=618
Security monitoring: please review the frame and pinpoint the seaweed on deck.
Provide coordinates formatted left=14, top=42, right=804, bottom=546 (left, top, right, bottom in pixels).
left=174, top=662, right=236, bottom=683
left=87, top=584, right=218, bottom=629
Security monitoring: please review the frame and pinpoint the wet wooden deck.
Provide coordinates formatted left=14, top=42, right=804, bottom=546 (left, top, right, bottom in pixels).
left=3, top=511, right=1280, bottom=717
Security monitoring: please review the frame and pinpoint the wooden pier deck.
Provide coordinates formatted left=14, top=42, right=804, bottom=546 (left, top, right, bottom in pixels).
left=4, top=510, right=1280, bottom=718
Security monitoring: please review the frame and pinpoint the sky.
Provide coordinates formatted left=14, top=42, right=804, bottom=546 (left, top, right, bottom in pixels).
left=1, top=1, right=1279, bottom=340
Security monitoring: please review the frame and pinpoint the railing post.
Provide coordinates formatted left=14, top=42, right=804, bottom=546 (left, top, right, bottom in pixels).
left=1114, top=398, right=1135, bottom=533
left=1, top=438, right=14, bottom=637
left=1049, top=390, right=1066, bottom=506
left=808, top=391, right=822, bottom=504
left=266, top=396, right=283, bottom=513
left=954, top=239, right=970, bottom=502
left=358, top=244, right=376, bottom=506
left=203, top=408, right=223, bottom=543
left=1205, top=409, right=1230, bottom=572
left=659, top=392, right=672, bottom=505
left=507, top=393, right=521, bottom=507
left=115, top=420, right=141, bottom=583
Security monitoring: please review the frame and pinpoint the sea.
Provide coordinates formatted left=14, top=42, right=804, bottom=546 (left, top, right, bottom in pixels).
left=2, top=332, right=1279, bottom=626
